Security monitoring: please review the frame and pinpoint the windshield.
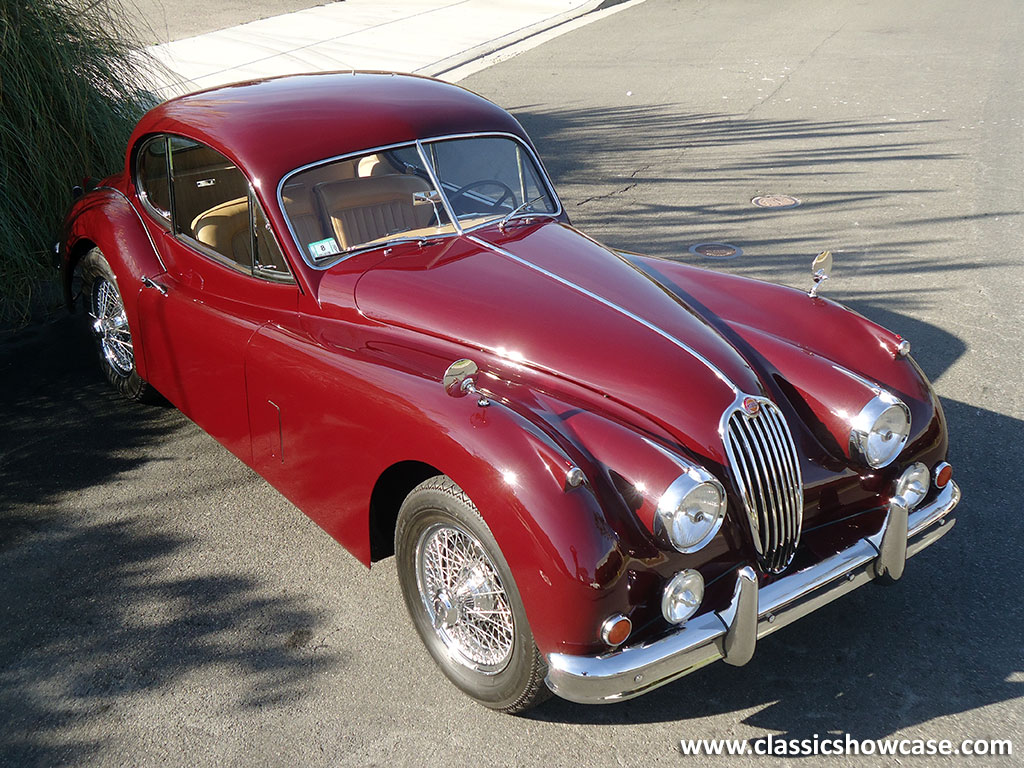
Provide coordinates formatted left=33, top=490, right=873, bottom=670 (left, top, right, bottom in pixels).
left=280, top=134, right=557, bottom=266
left=423, top=136, right=557, bottom=226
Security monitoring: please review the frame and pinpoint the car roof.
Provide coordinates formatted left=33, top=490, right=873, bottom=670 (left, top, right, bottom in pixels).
left=129, top=71, right=530, bottom=187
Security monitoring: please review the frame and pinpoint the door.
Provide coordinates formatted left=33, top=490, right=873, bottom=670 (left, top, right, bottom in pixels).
left=134, top=135, right=300, bottom=463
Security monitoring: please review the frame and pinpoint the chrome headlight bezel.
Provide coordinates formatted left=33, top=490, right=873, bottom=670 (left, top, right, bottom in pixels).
left=654, top=468, right=727, bottom=554
left=849, top=391, right=911, bottom=469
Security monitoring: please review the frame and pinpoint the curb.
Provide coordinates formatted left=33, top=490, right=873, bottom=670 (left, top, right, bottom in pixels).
left=424, top=0, right=630, bottom=78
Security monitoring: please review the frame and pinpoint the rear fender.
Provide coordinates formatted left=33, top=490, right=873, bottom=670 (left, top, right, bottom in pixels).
left=62, top=188, right=165, bottom=379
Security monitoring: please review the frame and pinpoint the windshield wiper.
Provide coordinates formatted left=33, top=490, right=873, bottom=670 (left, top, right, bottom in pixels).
left=497, top=194, right=556, bottom=231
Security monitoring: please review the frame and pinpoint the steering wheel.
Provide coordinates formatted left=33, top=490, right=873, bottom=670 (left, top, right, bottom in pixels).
left=449, top=180, right=516, bottom=214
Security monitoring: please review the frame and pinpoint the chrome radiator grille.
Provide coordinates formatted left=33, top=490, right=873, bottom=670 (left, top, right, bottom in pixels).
left=723, top=397, right=804, bottom=573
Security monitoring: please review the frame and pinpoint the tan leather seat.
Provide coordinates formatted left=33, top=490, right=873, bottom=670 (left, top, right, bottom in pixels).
left=191, top=197, right=251, bottom=265
left=314, top=175, right=432, bottom=250
left=357, top=154, right=389, bottom=177
left=282, top=183, right=328, bottom=248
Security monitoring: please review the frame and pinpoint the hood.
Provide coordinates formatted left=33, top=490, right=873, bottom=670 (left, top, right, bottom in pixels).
left=347, top=222, right=767, bottom=466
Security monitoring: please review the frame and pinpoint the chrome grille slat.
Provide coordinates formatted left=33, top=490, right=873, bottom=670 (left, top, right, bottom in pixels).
left=732, top=421, right=771, bottom=556
left=756, top=410, right=792, bottom=567
left=779, top=404, right=801, bottom=567
left=768, top=403, right=804, bottom=560
left=723, top=397, right=805, bottom=573
left=726, top=425, right=763, bottom=554
left=769, top=402, right=802, bottom=568
left=741, top=416, right=779, bottom=567
left=748, top=415, right=786, bottom=570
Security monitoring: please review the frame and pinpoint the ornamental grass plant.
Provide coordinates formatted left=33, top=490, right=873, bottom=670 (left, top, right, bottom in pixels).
left=0, top=0, right=161, bottom=323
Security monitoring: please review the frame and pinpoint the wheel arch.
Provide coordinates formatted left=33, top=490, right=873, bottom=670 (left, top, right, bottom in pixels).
left=360, top=402, right=631, bottom=657
left=368, top=459, right=444, bottom=562
left=63, top=237, right=97, bottom=309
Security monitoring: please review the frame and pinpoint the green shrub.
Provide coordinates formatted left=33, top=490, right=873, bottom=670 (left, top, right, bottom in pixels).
left=0, top=0, right=160, bottom=323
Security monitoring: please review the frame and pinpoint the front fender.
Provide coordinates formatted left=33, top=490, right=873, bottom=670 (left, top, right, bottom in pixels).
left=244, top=319, right=634, bottom=656
left=416, top=397, right=631, bottom=657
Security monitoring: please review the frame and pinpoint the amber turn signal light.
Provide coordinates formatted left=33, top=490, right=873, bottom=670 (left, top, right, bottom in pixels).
left=600, top=614, right=632, bottom=647
left=935, top=462, right=953, bottom=489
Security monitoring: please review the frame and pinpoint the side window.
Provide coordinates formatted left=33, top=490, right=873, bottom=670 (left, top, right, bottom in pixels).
left=170, top=137, right=252, bottom=270
left=251, top=191, right=292, bottom=281
left=136, top=137, right=170, bottom=222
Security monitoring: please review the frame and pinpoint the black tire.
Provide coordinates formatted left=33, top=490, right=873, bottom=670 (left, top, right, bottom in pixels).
left=395, top=475, right=551, bottom=713
left=79, top=248, right=156, bottom=403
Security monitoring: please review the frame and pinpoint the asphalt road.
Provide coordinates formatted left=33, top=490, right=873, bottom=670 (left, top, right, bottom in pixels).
left=2, top=0, right=1021, bottom=765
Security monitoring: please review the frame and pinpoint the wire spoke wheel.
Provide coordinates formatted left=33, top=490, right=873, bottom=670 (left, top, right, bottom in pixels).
left=90, top=276, right=134, bottom=377
left=416, top=522, right=515, bottom=673
left=396, top=476, right=550, bottom=711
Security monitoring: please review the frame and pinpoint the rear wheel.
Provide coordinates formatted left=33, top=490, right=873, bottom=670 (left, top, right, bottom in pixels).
left=80, top=248, right=155, bottom=402
left=395, top=475, right=551, bottom=713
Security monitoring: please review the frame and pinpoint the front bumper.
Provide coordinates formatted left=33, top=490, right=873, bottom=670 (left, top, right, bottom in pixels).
left=545, top=480, right=960, bottom=704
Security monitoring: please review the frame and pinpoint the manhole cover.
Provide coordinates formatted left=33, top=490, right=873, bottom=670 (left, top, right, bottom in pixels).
left=689, top=242, right=741, bottom=260
left=751, top=194, right=801, bottom=209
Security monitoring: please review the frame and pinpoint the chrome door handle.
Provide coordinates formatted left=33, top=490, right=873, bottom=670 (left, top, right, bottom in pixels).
left=142, top=276, right=168, bottom=296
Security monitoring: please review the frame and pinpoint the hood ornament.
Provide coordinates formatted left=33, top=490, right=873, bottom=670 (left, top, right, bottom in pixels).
left=808, top=250, right=833, bottom=298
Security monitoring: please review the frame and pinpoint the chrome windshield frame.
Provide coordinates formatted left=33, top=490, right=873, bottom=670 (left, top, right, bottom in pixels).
left=415, top=139, right=463, bottom=236
left=275, top=131, right=563, bottom=270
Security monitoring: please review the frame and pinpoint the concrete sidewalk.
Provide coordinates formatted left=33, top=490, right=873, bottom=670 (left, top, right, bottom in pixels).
left=149, top=0, right=641, bottom=96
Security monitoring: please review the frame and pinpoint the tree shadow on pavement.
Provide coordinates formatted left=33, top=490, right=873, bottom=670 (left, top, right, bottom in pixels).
left=512, top=102, right=1018, bottom=286
left=513, top=102, right=1021, bottom=737
left=0, top=317, right=340, bottom=766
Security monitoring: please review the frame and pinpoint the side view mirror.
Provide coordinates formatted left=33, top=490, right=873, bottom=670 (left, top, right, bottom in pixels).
left=808, top=250, right=833, bottom=297
left=443, top=359, right=490, bottom=407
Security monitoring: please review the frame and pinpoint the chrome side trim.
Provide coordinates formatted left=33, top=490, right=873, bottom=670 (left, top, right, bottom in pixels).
left=467, top=235, right=742, bottom=394
left=544, top=480, right=960, bottom=704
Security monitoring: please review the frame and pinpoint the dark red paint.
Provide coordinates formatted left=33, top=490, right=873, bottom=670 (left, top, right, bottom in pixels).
left=60, top=73, right=950, bottom=657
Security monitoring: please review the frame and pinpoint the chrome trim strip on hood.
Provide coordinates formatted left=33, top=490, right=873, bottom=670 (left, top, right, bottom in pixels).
left=466, top=234, right=742, bottom=394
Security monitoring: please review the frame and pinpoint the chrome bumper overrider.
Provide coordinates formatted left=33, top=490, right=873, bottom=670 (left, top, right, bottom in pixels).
left=545, top=481, right=961, bottom=704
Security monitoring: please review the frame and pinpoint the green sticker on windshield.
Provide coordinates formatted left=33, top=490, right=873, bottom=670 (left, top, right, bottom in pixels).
left=308, top=237, right=340, bottom=259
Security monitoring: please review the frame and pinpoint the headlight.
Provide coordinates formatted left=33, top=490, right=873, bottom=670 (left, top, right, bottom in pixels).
left=655, top=471, right=727, bottom=553
left=849, top=392, right=911, bottom=468
left=662, top=569, right=705, bottom=624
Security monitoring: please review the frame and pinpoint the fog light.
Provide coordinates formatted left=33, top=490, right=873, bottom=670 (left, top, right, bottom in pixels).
left=895, top=462, right=929, bottom=510
left=600, top=614, right=632, bottom=647
left=934, top=462, right=952, bottom=489
left=662, top=569, right=704, bottom=625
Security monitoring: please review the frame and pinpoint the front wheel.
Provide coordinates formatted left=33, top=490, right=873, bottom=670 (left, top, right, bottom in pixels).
left=395, top=476, right=551, bottom=713
left=80, top=248, right=156, bottom=402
